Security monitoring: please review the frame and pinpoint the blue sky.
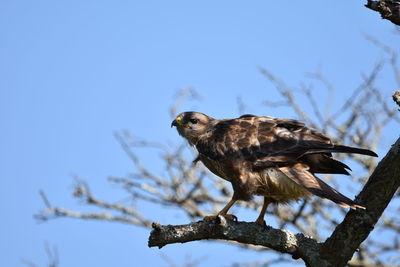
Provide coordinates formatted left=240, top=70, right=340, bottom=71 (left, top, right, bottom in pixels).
left=1, top=1, right=399, bottom=266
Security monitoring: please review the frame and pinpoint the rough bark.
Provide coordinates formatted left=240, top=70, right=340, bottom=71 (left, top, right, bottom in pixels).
left=365, top=0, right=400, bottom=26
left=148, top=217, right=329, bottom=267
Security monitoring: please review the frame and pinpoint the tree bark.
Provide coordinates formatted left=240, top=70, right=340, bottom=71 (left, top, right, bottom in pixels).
left=365, top=0, right=400, bottom=26
left=148, top=217, right=329, bottom=267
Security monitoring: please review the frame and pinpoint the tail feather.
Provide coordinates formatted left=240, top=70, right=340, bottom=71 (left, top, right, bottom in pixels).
left=332, top=145, right=378, bottom=157
left=279, top=164, right=365, bottom=209
left=301, top=154, right=351, bottom=175
left=304, top=145, right=378, bottom=157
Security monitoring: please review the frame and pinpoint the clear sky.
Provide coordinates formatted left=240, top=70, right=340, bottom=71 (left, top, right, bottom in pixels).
left=1, top=1, right=398, bottom=267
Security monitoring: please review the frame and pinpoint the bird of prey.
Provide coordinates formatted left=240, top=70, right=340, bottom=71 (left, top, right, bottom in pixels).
left=171, top=112, right=377, bottom=225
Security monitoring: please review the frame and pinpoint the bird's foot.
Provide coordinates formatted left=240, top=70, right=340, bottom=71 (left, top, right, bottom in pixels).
left=254, top=218, right=266, bottom=226
left=203, top=214, right=237, bottom=222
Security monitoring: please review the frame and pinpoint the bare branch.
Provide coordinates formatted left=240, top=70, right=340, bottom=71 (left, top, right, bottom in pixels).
left=22, top=242, right=59, bottom=267
left=169, top=88, right=201, bottom=119
left=36, top=186, right=152, bottom=227
left=259, top=67, right=318, bottom=128
left=148, top=217, right=327, bottom=267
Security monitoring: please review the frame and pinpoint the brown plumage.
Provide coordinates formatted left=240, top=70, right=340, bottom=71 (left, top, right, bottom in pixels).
left=171, top=112, right=377, bottom=225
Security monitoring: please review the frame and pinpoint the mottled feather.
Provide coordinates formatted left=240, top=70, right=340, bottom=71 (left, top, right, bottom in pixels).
left=172, top=112, right=376, bottom=219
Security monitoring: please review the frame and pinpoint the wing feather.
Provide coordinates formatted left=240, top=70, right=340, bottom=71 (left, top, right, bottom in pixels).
left=196, top=115, right=376, bottom=175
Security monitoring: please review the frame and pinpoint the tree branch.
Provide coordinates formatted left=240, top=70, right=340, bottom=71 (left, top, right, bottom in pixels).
left=320, top=136, right=400, bottom=266
left=148, top=216, right=329, bottom=267
left=393, top=89, right=400, bottom=107
left=365, top=0, right=400, bottom=26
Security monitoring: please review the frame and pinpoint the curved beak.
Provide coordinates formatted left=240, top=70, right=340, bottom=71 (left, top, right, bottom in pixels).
left=171, top=119, right=178, bottom=128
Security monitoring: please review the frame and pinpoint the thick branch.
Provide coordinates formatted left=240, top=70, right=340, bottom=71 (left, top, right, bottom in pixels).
left=320, top=136, right=400, bottom=266
left=148, top=216, right=329, bottom=267
left=365, top=0, right=400, bottom=26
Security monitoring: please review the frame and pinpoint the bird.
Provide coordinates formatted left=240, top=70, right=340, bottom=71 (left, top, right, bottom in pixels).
left=171, top=112, right=377, bottom=225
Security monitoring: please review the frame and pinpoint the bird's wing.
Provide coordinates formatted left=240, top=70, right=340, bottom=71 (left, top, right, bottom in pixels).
left=195, top=116, right=375, bottom=174
left=279, top=163, right=364, bottom=209
left=196, top=116, right=330, bottom=161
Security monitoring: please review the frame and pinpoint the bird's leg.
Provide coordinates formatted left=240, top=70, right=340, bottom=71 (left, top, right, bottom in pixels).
left=255, top=197, right=270, bottom=225
left=218, top=198, right=236, bottom=216
left=204, top=199, right=237, bottom=221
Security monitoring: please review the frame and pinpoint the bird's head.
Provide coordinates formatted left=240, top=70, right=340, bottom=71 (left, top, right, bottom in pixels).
left=171, top=112, right=213, bottom=145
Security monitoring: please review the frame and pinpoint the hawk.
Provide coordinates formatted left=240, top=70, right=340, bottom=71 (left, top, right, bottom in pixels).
left=171, top=112, right=377, bottom=225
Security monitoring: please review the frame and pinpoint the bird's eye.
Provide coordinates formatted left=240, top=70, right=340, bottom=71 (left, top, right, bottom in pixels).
left=189, top=119, right=199, bottom=124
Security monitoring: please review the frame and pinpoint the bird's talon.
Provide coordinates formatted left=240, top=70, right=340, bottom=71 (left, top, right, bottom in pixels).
left=230, top=214, right=238, bottom=221
left=203, top=215, right=218, bottom=221
left=203, top=214, right=237, bottom=222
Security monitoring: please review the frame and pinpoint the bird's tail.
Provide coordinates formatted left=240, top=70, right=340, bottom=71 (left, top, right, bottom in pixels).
left=305, top=144, right=378, bottom=157
left=332, top=145, right=378, bottom=157
left=279, top=165, right=365, bottom=209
